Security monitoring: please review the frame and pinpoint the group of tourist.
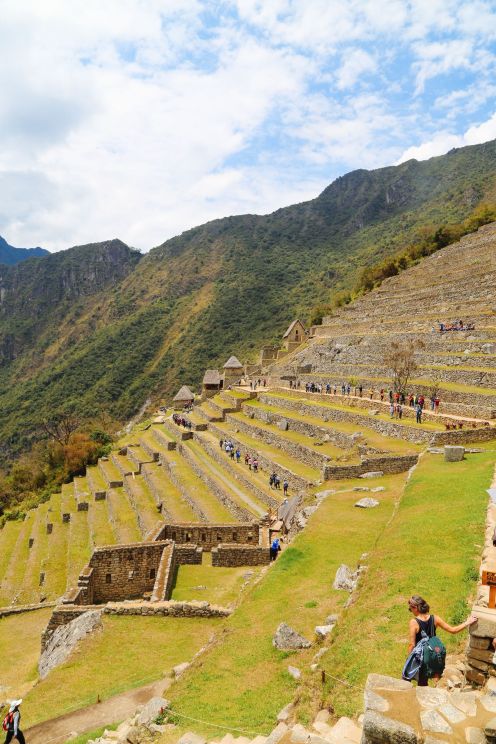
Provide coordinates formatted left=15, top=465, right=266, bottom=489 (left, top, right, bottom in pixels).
left=219, top=438, right=289, bottom=495
left=437, top=319, right=475, bottom=333
left=249, top=378, right=267, bottom=390
left=172, top=413, right=193, bottom=429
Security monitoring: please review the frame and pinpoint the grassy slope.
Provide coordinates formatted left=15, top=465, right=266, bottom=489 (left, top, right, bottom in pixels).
left=165, top=474, right=404, bottom=736
left=0, top=608, right=52, bottom=698
left=316, top=449, right=495, bottom=718
left=24, top=615, right=221, bottom=726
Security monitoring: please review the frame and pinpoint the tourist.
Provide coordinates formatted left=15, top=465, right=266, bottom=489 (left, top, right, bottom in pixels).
left=269, top=474, right=274, bottom=488
left=235, top=448, right=241, bottom=463
left=283, top=480, right=289, bottom=496
left=405, top=595, right=476, bottom=686
left=341, top=383, right=345, bottom=395
left=3, top=700, right=25, bottom=744
left=230, top=447, right=235, bottom=460
left=252, top=458, right=259, bottom=472
left=390, top=403, right=394, bottom=418
left=270, top=537, right=281, bottom=562
left=333, top=385, right=337, bottom=395
left=359, top=384, right=363, bottom=397
left=415, top=403, right=422, bottom=424
left=244, top=453, right=249, bottom=466
left=380, top=388, right=384, bottom=401
left=389, top=390, right=393, bottom=403
left=408, top=393, right=414, bottom=407
left=430, top=395, right=435, bottom=411
left=397, top=403, right=403, bottom=420
left=219, top=439, right=223, bottom=449
left=274, top=475, right=281, bottom=490
left=434, top=396, right=440, bottom=413
left=346, top=383, right=351, bottom=395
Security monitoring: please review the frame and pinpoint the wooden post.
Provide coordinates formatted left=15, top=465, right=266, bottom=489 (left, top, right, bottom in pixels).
left=481, top=568, right=496, bottom=609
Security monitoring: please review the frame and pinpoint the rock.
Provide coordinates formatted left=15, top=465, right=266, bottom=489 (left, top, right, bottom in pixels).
left=315, top=625, right=335, bottom=640
left=277, top=703, right=293, bottom=723
left=487, top=676, right=496, bottom=694
left=371, top=487, right=385, bottom=493
left=39, top=609, right=103, bottom=679
left=136, top=697, right=170, bottom=726
left=310, top=663, right=318, bottom=671
left=265, top=722, right=288, bottom=744
left=480, top=694, right=496, bottom=712
left=465, top=727, right=485, bottom=743
left=332, top=564, right=357, bottom=592
left=325, top=614, right=338, bottom=625
left=361, top=710, right=417, bottom=744
left=173, top=662, right=191, bottom=677
left=288, top=665, right=301, bottom=680
left=415, top=687, right=449, bottom=708
left=290, top=724, right=310, bottom=744
left=278, top=419, right=289, bottom=431
left=364, top=689, right=389, bottom=713
left=444, top=445, right=465, bottom=462
left=352, top=486, right=370, bottom=492
left=354, top=498, right=379, bottom=509
left=312, top=722, right=334, bottom=738
left=470, top=607, right=496, bottom=637
left=273, top=623, right=311, bottom=650
left=315, top=489, right=335, bottom=499
left=314, top=710, right=330, bottom=723
left=420, top=710, right=452, bottom=735
left=365, top=674, right=412, bottom=692
left=359, top=471, right=384, bottom=478
left=327, top=717, right=361, bottom=744
left=450, top=690, right=478, bottom=716
left=177, top=733, right=206, bottom=744
left=437, top=702, right=465, bottom=724
left=485, top=716, right=496, bottom=739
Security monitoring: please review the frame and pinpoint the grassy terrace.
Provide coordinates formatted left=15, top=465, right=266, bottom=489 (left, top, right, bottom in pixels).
left=87, top=464, right=111, bottom=493
left=43, top=492, right=71, bottom=598
left=112, top=451, right=138, bottom=475
left=244, top=397, right=422, bottom=454
left=184, top=439, right=268, bottom=517
left=258, top=391, right=443, bottom=433
left=143, top=462, right=198, bottom=522
left=314, top=449, right=496, bottom=719
left=89, top=495, right=116, bottom=546
left=124, top=476, right=161, bottom=534
left=198, top=431, right=286, bottom=504
left=166, top=473, right=404, bottom=736
left=107, top=487, right=141, bottom=544
left=65, top=490, right=92, bottom=592
left=0, top=608, right=52, bottom=699
left=98, top=458, right=124, bottom=485
left=0, top=509, right=36, bottom=605
left=171, top=552, right=262, bottom=607
left=228, top=410, right=358, bottom=462
left=159, top=447, right=236, bottom=522
left=18, top=501, right=50, bottom=604
left=24, top=615, right=222, bottom=727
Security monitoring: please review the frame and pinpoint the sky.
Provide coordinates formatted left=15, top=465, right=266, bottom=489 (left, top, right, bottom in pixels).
left=1, top=0, right=496, bottom=253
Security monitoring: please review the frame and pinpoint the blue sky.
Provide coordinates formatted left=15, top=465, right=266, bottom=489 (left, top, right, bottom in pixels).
left=0, top=0, right=495, bottom=252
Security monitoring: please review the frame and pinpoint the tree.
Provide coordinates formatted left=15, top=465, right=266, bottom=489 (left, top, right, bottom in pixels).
left=41, top=413, right=81, bottom=446
left=383, top=339, right=424, bottom=394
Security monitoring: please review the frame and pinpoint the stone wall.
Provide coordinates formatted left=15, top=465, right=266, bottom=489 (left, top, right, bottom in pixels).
left=258, top=391, right=432, bottom=444
left=211, top=544, right=270, bottom=566
left=239, top=407, right=355, bottom=450
left=0, top=601, right=57, bottom=618
left=155, top=522, right=261, bottom=549
left=432, top=427, right=496, bottom=445
left=323, top=454, right=418, bottom=480
left=103, top=600, right=231, bottom=617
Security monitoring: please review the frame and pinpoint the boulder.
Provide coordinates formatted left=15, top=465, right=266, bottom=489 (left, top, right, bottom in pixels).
left=444, top=445, right=465, bottom=462
left=136, top=697, right=169, bottom=726
left=314, top=625, right=334, bottom=640
left=364, top=689, right=389, bottom=713
left=469, top=607, right=496, bottom=638
left=484, top=717, right=496, bottom=739
left=278, top=419, right=289, bottom=431
left=354, top=498, right=379, bottom=509
left=359, top=471, right=384, bottom=478
left=352, top=487, right=370, bottom=492
left=371, top=487, right=385, bottom=493
left=361, top=710, right=418, bottom=744
left=465, top=728, right=486, bottom=744
left=332, top=564, right=357, bottom=592
left=290, top=724, right=310, bottom=744
left=277, top=703, right=293, bottom=723
left=288, top=665, right=301, bottom=680
left=273, top=623, right=311, bottom=650
left=265, top=722, right=288, bottom=744
left=327, top=717, right=361, bottom=743
left=173, top=661, right=191, bottom=677
left=39, top=610, right=103, bottom=679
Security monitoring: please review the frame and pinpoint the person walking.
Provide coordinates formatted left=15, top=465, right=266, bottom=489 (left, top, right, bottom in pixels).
left=270, top=538, right=281, bottom=562
left=3, top=700, right=25, bottom=744
left=406, top=596, right=476, bottom=686
left=235, top=448, right=241, bottom=463
left=415, top=403, right=422, bottom=424
left=283, top=480, right=289, bottom=496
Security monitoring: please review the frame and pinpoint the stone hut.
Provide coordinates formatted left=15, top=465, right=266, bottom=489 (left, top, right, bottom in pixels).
left=282, top=320, right=306, bottom=352
left=222, top=355, right=244, bottom=388
left=173, top=385, right=195, bottom=410
left=202, top=369, right=221, bottom=398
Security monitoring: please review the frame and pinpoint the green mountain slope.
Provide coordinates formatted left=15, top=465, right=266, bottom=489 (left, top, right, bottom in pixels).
left=0, top=236, right=48, bottom=266
left=0, top=139, right=496, bottom=462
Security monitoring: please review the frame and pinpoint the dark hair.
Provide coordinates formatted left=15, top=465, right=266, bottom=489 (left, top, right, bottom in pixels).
left=409, top=595, right=430, bottom=613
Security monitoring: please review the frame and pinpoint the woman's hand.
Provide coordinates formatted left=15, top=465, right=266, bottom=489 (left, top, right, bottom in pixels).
left=466, top=615, right=478, bottom=627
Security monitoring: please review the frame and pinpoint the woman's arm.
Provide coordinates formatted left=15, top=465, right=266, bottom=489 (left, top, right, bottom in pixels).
left=407, top=618, right=419, bottom=652
left=435, top=614, right=478, bottom=634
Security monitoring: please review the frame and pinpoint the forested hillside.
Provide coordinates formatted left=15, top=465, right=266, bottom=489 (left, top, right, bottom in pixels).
left=1, top=139, right=496, bottom=462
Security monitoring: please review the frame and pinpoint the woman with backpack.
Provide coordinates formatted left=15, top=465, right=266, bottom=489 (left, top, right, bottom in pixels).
left=3, top=700, right=25, bottom=744
left=406, top=596, right=477, bottom=686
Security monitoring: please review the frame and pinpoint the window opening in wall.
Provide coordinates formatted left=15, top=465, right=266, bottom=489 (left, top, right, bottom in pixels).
left=217, top=534, right=222, bottom=542
left=172, top=532, right=176, bottom=541
left=106, top=573, right=112, bottom=584
left=186, top=532, right=191, bottom=542
left=201, top=533, right=206, bottom=542
left=247, top=534, right=253, bottom=541
left=149, top=568, right=156, bottom=580
left=232, top=532, right=238, bottom=541
left=128, top=570, right=134, bottom=579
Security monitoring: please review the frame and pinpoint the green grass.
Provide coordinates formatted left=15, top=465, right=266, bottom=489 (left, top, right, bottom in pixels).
left=107, top=487, right=141, bottom=543
left=0, top=608, right=52, bottom=699
left=89, top=497, right=116, bottom=546
left=166, top=473, right=404, bottom=736
left=65, top=500, right=92, bottom=593
left=0, top=510, right=36, bottom=605
left=67, top=723, right=118, bottom=744
left=143, top=463, right=198, bottom=522
left=43, top=492, right=71, bottom=599
left=171, top=554, right=261, bottom=607
left=125, top=476, right=161, bottom=535
left=315, top=450, right=496, bottom=719
left=24, top=614, right=222, bottom=726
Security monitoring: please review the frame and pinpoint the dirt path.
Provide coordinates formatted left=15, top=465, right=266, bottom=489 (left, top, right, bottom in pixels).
left=25, top=677, right=170, bottom=744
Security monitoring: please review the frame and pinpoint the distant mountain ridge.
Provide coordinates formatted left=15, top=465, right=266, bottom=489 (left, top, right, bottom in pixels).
left=0, top=236, right=48, bottom=265
left=0, top=138, right=495, bottom=462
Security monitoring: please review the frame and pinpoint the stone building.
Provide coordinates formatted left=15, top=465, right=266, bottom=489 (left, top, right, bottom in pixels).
left=282, top=320, right=307, bottom=352
left=173, top=385, right=195, bottom=410
left=202, top=369, right=222, bottom=398
left=222, top=355, right=244, bottom=387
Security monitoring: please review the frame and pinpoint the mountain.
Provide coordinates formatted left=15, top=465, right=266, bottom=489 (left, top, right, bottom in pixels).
left=0, top=138, right=496, bottom=462
left=0, top=235, right=48, bottom=265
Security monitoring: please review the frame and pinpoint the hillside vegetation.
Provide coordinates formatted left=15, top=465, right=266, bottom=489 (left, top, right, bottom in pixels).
left=0, top=140, right=496, bottom=465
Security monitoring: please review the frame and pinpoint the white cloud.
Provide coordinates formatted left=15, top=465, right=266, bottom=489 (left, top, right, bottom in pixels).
left=335, top=49, right=377, bottom=90
left=396, top=111, right=496, bottom=163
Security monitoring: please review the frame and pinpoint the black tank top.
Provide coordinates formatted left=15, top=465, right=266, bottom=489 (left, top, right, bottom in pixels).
left=415, top=614, right=436, bottom=645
